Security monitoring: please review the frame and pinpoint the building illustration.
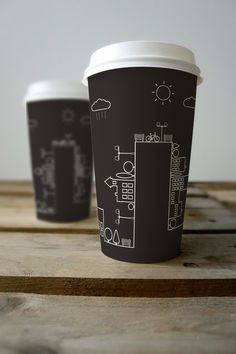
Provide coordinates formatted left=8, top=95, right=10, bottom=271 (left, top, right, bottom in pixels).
left=104, top=160, right=135, bottom=211
left=34, top=134, right=91, bottom=214
left=99, top=121, right=189, bottom=249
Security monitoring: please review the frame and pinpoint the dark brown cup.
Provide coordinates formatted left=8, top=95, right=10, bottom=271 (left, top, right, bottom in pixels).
left=25, top=81, right=93, bottom=222
left=84, top=41, right=201, bottom=262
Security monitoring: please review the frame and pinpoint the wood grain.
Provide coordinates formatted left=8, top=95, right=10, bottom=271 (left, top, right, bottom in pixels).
left=0, top=194, right=236, bottom=234
left=195, top=182, right=236, bottom=191
left=0, top=294, right=235, bottom=354
left=0, top=181, right=96, bottom=197
left=0, top=181, right=206, bottom=196
left=205, top=190, right=236, bottom=212
left=0, top=181, right=235, bottom=353
left=0, top=181, right=33, bottom=195
left=0, top=232, right=235, bottom=296
left=0, top=194, right=98, bottom=234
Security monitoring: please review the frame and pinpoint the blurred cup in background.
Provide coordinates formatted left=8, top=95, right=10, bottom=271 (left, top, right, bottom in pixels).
left=25, top=81, right=93, bottom=222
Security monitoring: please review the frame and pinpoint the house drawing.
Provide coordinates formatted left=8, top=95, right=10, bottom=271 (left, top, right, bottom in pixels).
left=104, top=175, right=135, bottom=209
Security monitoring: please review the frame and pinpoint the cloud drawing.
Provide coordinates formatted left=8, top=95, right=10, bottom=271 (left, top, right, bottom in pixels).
left=183, top=96, right=195, bottom=109
left=91, top=98, right=111, bottom=112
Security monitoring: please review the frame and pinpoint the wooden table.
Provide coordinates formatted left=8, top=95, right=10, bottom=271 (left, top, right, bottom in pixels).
left=0, top=182, right=235, bottom=353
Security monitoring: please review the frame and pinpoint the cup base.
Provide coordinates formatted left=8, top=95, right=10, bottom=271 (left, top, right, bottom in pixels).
left=36, top=209, right=90, bottom=223
left=101, top=247, right=181, bottom=264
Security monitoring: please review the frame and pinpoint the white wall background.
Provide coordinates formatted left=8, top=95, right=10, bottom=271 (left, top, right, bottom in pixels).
left=0, top=0, right=235, bottom=181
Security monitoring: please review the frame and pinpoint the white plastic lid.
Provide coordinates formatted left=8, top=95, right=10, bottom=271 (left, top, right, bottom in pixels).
left=83, top=41, right=202, bottom=85
left=25, top=80, right=88, bottom=102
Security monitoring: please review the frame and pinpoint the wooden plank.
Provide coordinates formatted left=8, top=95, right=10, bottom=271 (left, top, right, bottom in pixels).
left=0, top=232, right=235, bottom=296
left=186, top=197, right=223, bottom=209
left=0, top=294, right=235, bottom=354
left=186, top=186, right=206, bottom=197
left=205, top=190, right=236, bottom=212
left=195, top=182, right=236, bottom=191
left=0, top=194, right=236, bottom=233
left=0, top=181, right=205, bottom=196
left=185, top=208, right=236, bottom=233
left=0, top=195, right=98, bottom=234
left=0, top=181, right=96, bottom=197
left=0, top=181, right=33, bottom=195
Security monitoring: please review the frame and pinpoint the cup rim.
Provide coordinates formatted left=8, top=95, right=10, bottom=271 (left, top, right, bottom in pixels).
left=83, top=41, right=202, bottom=85
left=25, top=80, right=88, bottom=102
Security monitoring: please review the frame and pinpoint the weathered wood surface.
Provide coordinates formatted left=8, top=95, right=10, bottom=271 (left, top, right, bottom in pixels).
left=0, top=194, right=236, bottom=234
left=0, top=232, right=235, bottom=297
left=0, top=181, right=96, bottom=197
left=195, top=182, right=236, bottom=191
left=0, top=294, right=235, bottom=354
left=0, top=194, right=97, bottom=234
left=0, top=182, right=235, bottom=352
left=205, top=190, right=236, bottom=212
left=0, top=181, right=34, bottom=195
left=0, top=181, right=206, bottom=196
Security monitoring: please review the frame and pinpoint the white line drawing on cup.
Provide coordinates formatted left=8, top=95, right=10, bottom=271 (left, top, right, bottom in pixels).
left=34, top=149, right=56, bottom=214
left=36, top=200, right=55, bottom=214
left=103, top=153, right=136, bottom=248
left=100, top=121, right=188, bottom=248
left=163, top=134, right=173, bottom=142
left=152, top=81, right=175, bottom=105
left=135, top=128, right=188, bottom=231
left=103, top=227, right=121, bottom=246
left=103, top=145, right=136, bottom=248
left=61, top=108, right=75, bottom=123
left=53, top=134, right=91, bottom=204
left=144, top=122, right=168, bottom=142
left=29, top=119, right=38, bottom=130
left=114, top=145, right=135, bottom=161
left=91, top=98, right=111, bottom=120
left=97, top=207, right=105, bottom=237
left=121, top=238, right=131, bottom=247
left=115, top=208, right=134, bottom=225
left=183, top=96, right=195, bottom=109
left=104, top=227, right=113, bottom=242
left=98, top=206, right=134, bottom=248
left=73, top=142, right=92, bottom=204
left=104, top=160, right=135, bottom=211
left=156, top=122, right=168, bottom=141
left=167, top=142, right=188, bottom=230
left=80, top=114, right=91, bottom=126
left=35, top=134, right=91, bottom=213
left=113, top=229, right=120, bottom=245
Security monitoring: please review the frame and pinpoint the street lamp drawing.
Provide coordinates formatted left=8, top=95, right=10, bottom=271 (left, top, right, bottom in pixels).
left=114, top=145, right=134, bottom=161
left=156, top=122, right=168, bottom=141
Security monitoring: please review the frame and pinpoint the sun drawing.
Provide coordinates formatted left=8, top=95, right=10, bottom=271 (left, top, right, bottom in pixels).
left=152, top=81, right=174, bottom=105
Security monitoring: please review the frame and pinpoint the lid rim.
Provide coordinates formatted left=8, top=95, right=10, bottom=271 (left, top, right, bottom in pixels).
left=83, top=60, right=202, bottom=85
left=25, top=80, right=88, bottom=103
left=83, top=40, right=202, bottom=85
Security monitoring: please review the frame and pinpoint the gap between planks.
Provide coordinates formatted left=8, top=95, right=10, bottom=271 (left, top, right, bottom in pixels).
left=0, top=232, right=235, bottom=297
left=1, top=227, right=236, bottom=235
left=0, top=181, right=206, bottom=198
left=0, top=276, right=235, bottom=297
left=1, top=194, right=236, bottom=234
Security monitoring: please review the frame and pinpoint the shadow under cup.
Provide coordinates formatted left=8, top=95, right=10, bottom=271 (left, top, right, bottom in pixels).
left=26, top=97, right=93, bottom=222
left=88, top=66, right=198, bottom=263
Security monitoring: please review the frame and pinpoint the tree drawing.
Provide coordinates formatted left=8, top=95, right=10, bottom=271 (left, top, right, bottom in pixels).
left=113, top=229, right=120, bottom=245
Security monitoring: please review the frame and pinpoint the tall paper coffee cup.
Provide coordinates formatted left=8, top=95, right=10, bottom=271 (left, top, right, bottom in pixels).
left=25, top=81, right=92, bottom=222
left=84, top=41, right=202, bottom=262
